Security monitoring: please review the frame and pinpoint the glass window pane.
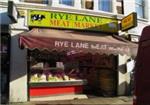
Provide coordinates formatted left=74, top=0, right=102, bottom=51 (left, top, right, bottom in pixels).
left=59, top=0, right=74, bottom=6
left=135, top=0, right=143, bottom=4
left=136, top=5, right=144, bottom=18
left=98, top=0, right=112, bottom=12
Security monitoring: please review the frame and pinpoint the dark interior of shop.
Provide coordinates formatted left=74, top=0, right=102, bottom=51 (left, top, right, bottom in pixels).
left=27, top=49, right=118, bottom=98
left=1, top=34, right=10, bottom=103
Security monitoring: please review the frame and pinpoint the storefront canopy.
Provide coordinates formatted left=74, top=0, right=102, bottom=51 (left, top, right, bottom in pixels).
left=19, top=28, right=137, bottom=56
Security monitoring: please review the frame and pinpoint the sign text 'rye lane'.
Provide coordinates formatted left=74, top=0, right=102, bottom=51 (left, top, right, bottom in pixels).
left=54, top=40, right=129, bottom=52
left=55, top=41, right=89, bottom=49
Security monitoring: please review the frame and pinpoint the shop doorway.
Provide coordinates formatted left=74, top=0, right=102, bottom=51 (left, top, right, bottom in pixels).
left=77, top=53, right=118, bottom=97
left=1, top=34, right=10, bottom=104
left=27, top=49, right=118, bottom=100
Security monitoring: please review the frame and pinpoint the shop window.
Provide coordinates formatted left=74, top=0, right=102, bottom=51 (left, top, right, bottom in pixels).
left=135, top=0, right=145, bottom=18
left=20, top=0, right=49, bottom=4
left=59, top=0, right=74, bottom=6
left=81, top=0, right=94, bottom=10
left=27, top=49, right=118, bottom=98
left=28, top=50, right=86, bottom=84
left=98, top=0, right=112, bottom=12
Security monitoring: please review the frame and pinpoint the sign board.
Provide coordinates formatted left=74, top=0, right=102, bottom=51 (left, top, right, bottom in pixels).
left=27, top=10, right=118, bottom=33
left=121, top=12, right=137, bottom=31
left=8, top=1, right=18, bottom=23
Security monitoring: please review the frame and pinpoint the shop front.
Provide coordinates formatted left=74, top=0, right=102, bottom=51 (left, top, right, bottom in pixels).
left=7, top=9, right=137, bottom=101
left=19, top=28, right=137, bottom=101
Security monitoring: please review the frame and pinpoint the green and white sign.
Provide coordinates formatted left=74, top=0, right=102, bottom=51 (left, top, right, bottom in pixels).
left=28, top=10, right=118, bottom=33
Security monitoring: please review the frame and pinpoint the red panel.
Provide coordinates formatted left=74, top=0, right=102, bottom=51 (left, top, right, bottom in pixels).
left=30, top=86, right=83, bottom=97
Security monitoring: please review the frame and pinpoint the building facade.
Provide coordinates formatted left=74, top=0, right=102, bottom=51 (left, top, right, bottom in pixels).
left=0, top=0, right=150, bottom=103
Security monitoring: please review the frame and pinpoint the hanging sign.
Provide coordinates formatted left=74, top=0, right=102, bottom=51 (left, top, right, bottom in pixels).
left=121, top=12, right=137, bottom=31
left=27, top=10, right=118, bottom=33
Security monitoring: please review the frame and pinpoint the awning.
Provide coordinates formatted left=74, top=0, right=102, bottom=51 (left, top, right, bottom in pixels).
left=19, top=28, right=137, bottom=56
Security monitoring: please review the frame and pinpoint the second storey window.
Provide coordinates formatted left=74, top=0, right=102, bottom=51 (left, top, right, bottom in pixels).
left=98, top=0, right=112, bottom=12
left=135, top=0, right=144, bottom=18
left=59, top=0, right=74, bottom=6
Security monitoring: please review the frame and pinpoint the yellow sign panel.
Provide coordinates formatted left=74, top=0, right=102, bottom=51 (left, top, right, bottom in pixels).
left=28, top=10, right=118, bottom=33
left=121, top=12, right=137, bottom=31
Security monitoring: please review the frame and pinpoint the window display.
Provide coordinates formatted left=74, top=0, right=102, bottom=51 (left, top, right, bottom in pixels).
left=29, top=50, right=86, bottom=83
left=29, top=50, right=87, bottom=98
left=28, top=49, right=117, bottom=97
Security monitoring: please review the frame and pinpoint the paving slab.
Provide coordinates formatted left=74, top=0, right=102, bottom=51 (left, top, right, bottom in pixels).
left=7, top=96, right=133, bottom=105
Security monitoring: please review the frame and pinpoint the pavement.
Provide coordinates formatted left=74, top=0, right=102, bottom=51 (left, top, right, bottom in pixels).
left=6, top=96, right=133, bottom=105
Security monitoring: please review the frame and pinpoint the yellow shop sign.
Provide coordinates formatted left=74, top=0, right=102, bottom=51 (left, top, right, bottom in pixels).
left=121, top=12, right=137, bottom=31
left=28, top=10, right=118, bottom=33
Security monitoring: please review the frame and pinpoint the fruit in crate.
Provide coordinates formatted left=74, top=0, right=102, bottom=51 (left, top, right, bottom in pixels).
left=56, top=74, right=63, bottom=81
left=48, top=74, right=54, bottom=82
left=63, top=75, right=70, bottom=81
left=38, top=74, right=47, bottom=82
left=53, top=76, right=60, bottom=81
left=30, top=74, right=39, bottom=82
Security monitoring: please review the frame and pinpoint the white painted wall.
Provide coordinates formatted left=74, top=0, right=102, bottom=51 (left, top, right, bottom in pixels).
left=74, top=0, right=81, bottom=9
left=0, top=0, right=8, bottom=2
left=146, top=0, right=150, bottom=23
left=9, top=17, right=28, bottom=102
left=123, top=0, right=136, bottom=15
left=93, top=0, right=98, bottom=11
left=112, top=0, right=117, bottom=14
left=9, top=29, right=28, bottom=102
left=118, top=54, right=130, bottom=95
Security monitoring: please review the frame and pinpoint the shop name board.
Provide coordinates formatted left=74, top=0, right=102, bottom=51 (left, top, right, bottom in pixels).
left=28, top=10, right=118, bottom=33
left=54, top=40, right=129, bottom=52
left=121, top=12, right=137, bottom=31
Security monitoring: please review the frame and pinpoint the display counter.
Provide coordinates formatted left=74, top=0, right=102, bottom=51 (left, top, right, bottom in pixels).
left=30, top=80, right=87, bottom=87
left=28, top=50, right=88, bottom=98
left=29, top=80, right=87, bottom=97
left=29, top=66, right=87, bottom=97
